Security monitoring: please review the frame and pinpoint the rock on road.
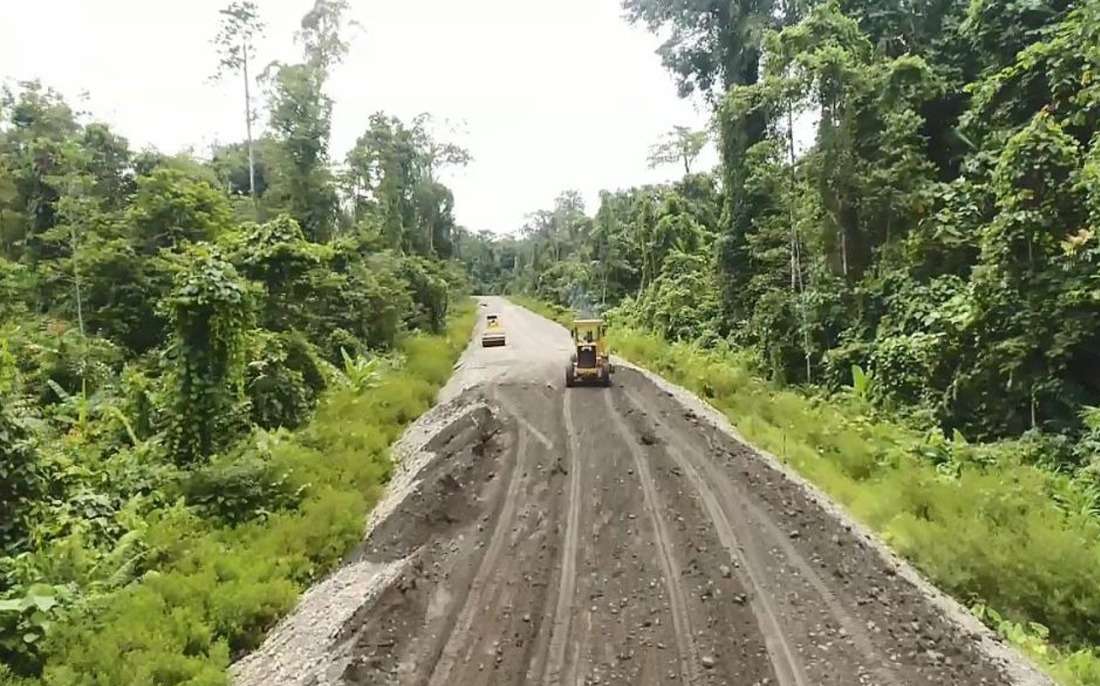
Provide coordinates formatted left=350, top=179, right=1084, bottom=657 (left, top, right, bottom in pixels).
left=232, top=296, right=1055, bottom=686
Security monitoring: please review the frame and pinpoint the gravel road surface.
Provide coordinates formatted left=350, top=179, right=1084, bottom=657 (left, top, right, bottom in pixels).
left=232, top=296, right=1054, bottom=686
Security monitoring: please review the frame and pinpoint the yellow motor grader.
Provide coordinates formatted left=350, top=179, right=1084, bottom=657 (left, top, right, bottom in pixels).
left=564, top=318, right=613, bottom=387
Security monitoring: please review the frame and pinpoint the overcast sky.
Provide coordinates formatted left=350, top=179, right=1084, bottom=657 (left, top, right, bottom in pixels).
left=0, top=0, right=726, bottom=234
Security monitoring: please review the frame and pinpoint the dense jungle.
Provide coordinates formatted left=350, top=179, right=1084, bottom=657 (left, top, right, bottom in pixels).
left=3, top=0, right=1100, bottom=683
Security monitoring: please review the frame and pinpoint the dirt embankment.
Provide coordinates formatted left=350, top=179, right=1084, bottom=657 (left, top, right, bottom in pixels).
left=232, top=296, right=1054, bottom=686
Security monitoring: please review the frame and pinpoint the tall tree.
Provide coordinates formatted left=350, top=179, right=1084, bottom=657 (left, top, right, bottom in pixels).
left=211, top=1, right=266, bottom=213
left=344, top=112, right=470, bottom=256
left=261, top=0, right=356, bottom=241
left=296, top=0, right=356, bottom=73
left=410, top=113, right=472, bottom=182
left=622, top=0, right=789, bottom=333
left=646, top=124, right=710, bottom=174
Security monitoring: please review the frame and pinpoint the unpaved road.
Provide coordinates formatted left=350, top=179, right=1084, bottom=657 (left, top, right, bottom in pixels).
left=233, top=296, right=1054, bottom=686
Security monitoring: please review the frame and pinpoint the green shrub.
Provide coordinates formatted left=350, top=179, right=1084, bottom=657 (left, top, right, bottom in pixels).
left=22, top=300, right=477, bottom=686
left=244, top=330, right=329, bottom=431
left=179, top=445, right=306, bottom=526
left=0, top=403, right=47, bottom=551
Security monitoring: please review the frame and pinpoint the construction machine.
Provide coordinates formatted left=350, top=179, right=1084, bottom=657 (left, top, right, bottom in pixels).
left=564, top=318, right=613, bottom=387
left=481, top=313, right=506, bottom=347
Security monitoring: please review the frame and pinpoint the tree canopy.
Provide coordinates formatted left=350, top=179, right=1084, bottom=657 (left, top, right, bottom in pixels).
left=0, top=0, right=473, bottom=679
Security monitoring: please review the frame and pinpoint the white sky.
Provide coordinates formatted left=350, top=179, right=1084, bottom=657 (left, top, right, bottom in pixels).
left=0, top=0, right=726, bottom=234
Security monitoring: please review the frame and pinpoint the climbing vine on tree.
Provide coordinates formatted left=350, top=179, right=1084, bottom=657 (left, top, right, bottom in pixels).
left=162, top=247, right=255, bottom=465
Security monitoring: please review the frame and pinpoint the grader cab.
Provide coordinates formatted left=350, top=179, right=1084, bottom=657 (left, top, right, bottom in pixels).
left=564, top=318, right=614, bottom=387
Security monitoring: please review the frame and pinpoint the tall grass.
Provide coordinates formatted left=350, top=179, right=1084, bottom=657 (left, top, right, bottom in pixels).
left=508, top=296, right=572, bottom=327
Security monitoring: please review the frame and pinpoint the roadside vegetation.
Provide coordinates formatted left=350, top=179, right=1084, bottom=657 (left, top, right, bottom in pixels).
left=0, top=1, right=477, bottom=683
left=474, top=0, right=1100, bottom=683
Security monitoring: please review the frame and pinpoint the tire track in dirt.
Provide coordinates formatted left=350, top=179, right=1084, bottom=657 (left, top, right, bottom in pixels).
left=537, top=387, right=584, bottom=686
left=332, top=401, right=527, bottom=685
left=623, top=383, right=889, bottom=674
left=602, top=391, right=701, bottom=684
left=681, top=399, right=903, bottom=685
left=612, top=385, right=808, bottom=686
left=332, top=382, right=570, bottom=686
left=425, top=405, right=531, bottom=685
left=611, top=357, right=1056, bottom=686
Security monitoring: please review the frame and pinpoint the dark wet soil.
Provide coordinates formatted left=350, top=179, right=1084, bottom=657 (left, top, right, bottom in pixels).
left=333, top=373, right=1016, bottom=686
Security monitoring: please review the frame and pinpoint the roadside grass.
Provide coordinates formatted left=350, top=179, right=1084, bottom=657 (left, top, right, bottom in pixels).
left=507, top=296, right=1100, bottom=686
left=3, top=302, right=477, bottom=686
left=508, top=296, right=572, bottom=327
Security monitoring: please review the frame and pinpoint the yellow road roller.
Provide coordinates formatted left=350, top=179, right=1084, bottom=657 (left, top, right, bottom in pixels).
left=481, top=313, right=506, bottom=347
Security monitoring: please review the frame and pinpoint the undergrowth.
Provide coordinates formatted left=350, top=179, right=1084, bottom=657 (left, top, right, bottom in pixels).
left=508, top=296, right=572, bottom=328
left=0, top=303, right=476, bottom=686
left=508, top=296, right=1100, bottom=686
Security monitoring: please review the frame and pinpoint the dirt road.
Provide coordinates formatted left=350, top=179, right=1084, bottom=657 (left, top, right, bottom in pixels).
left=233, top=297, right=1054, bottom=686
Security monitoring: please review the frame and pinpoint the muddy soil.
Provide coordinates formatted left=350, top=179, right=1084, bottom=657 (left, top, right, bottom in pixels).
left=232, top=297, right=1054, bottom=686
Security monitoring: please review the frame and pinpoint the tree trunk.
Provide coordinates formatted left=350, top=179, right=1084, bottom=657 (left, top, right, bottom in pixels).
left=243, top=40, right=257, bottom=219
left=787, top=101, right=798, bottom=291
left=841, top=225, right=848, bottom=276
left=69, top=219, right=85, bottom=339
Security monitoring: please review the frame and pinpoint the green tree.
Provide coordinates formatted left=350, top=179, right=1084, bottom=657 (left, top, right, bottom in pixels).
left=646, top=124, right=710, bottom=175
left=162, top=247, right=254, bottom=465
left=211, top=1, right=266, bottom=213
